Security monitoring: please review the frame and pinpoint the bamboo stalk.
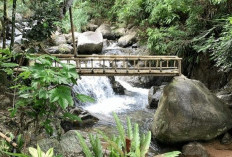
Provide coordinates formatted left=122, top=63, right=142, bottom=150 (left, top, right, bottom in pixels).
left=0, top=132, right=18, bottom=148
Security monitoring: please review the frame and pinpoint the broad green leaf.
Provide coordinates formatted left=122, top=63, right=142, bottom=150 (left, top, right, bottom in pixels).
left=63, top=112, right=82, bottom=122
left=1, top=63, right=18, bottom=67
left=39, top=89, right=49, bottom=99
left=50, top=86, right=73, bottom=109
left=45, top=148, right=54, bottom=157
left=76, top=94, right=95, bottom=103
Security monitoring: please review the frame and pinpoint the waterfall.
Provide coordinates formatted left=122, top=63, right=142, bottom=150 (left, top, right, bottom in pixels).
left=73, top=76, right=149, bottom=116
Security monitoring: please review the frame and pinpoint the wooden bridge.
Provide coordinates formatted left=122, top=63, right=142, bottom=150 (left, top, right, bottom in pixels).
left=39, top=54, right=182, bottom=76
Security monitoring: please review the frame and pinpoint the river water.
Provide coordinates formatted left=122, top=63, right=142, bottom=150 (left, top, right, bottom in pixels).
left=73, top=76, right=159, bottom=154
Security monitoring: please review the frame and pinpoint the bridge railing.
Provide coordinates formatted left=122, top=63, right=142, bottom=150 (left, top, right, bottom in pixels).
left=16, top=54, right=182, bottom=76
left=49, top=54, right=182, bottom=76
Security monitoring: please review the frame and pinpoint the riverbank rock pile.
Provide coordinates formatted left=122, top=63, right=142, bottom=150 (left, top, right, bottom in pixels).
left=151, top=75, right=232, bottom=143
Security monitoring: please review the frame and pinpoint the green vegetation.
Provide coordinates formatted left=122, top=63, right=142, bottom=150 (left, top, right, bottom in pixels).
left=77, top=113, right=181, bottom=157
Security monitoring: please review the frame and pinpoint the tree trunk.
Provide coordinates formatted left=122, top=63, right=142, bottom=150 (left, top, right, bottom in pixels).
left=69, top=7, right=77, bottom=56
left=10, top=0, right=17, bottom=51
left=228, top=0, right=232, bottom=13
left=2, top=0, right=7, bottom=49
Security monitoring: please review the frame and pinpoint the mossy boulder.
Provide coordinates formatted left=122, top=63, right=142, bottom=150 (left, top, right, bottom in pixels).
left=151, top=75, right=232, bottom=143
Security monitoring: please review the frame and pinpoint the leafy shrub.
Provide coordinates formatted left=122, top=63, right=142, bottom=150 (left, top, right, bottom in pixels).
left=55, top=1, right=90, bottom=33
left=1, top=144, right=62, bottom=157
left=11, top=54, right=94, bottom=135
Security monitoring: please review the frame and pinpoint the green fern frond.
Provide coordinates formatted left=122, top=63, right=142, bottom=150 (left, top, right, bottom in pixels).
left=164, top=151, right=181, bottom=157
left=76, top=131, right=93, bottom=157
left=140, top=131, right=151, bottom=157
left=97, top=130, right=124, bottom=156
left=113, top=112, right=126, bottom=148
left=127, top=117, right=133, bottom=140
left=89, top=134, right=103, bottom=157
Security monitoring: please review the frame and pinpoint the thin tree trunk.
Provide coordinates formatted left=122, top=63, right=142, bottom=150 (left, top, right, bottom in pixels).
left=69, top=7, right=77, bottom=56
left=10, top=0, right=17, bottom=51
left=2, top=0, right=7, bottom=48
left=228, top=0, right=232, bottom=13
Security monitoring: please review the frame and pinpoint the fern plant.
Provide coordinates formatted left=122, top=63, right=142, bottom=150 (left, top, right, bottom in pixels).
left=77, top=113, right=151, bottom=157
left=1, top=145, right=63, bottom=157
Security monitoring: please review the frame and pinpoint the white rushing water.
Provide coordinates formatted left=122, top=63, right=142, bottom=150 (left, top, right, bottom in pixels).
left=73, top=76, right=149, bottom=116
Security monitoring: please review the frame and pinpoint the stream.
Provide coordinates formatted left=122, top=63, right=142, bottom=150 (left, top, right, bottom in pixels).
left=72, top=42, right=160, bottom=155
left=73, top=76, right=159, bottom=155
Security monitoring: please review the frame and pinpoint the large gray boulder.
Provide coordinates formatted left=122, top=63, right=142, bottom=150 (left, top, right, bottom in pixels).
left=77, top=31, right=103, bottom=54
left=96, top=23, right=115, bottom=40
left=151, top=75, right=232, bottom=143
left=38, top=130, right=83, bottom=157
left=118, top=31, right=137, bottom=47
left=52, top=34, right=67, bottom=46
left=46, top=44, right=73, bottom=54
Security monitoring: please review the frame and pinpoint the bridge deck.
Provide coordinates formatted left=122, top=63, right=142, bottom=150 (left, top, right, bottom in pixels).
left=17, top=54, right=182, bottom=76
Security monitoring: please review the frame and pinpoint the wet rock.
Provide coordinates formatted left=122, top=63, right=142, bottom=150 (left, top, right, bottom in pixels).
left=60, top=130, right=83, bottom=157
left=148, top=85, right=165, bottom=109
left=151, top=75, right=232, bottom=143
left=64, top=32, right=80, bottom=44
left=118, top=31, right=137, bottom=47
left=46, top=44, right=73, bottom=54
left=182, top=142, right=209, bottom=157
left=0, top=95, right=11, bottom=110
left=114, top=28, right=126, bottom=38
left=221, top=133, right=232, bottom=144
left=77, top=31, right=103, bottom=54
left=217, top=79, right=232, bottom=108
left=52, top=33, right=67, bottom=46
left=61, top=108, right=99, bottom=132
left=96, top=23, right=115, bottom=40
left=120, top=76, right=171, bottom=88
left=12, top=44, right=24, bottom=53
left=38, top=139, right=63, bottom=155
left=86, top=23, right=98, bottom=31
left=109, top=76, right=125, bottom=95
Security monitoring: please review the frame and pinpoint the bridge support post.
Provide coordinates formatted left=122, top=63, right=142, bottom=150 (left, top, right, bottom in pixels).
left=178, top=60, right=182, bottom=76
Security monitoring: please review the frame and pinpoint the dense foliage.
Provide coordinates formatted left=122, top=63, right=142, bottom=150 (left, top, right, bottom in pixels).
left=78, top=0, right=232, bottom=71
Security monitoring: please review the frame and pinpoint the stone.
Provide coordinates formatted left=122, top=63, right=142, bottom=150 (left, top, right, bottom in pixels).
left=148, top=85, right=165, bottom=109
left=221, top=133, right=232, bottom=144
left=52, top=33, right=67, bottom=46
left=151, top=75, right=232, bottom=143
left=0, top=95, right=11, bottom=110
left=96, top=23, right=115, bottom=40
left=60, top=130, right=83, bottom=157
left=64, top=32, right=80, bottom=44
left=37, top=139, right=63, bottom=155
left=77, top=31, right=103, bottom=54
left=61, top=108, right=99, bottom=132
left=46, top=44, right=73, bottom=54
left=114, top=28, right=126, bottom=38
left=109, top=76, right=125, bottom=95
left=86, top=23, right=99, bottom=31
left=182, top=142, right=209, bottom=157
left=118, top=31, right=137, bottom=47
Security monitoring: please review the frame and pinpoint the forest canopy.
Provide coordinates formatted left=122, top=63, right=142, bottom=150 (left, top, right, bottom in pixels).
left=1, top=0, right=232, bottom=71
